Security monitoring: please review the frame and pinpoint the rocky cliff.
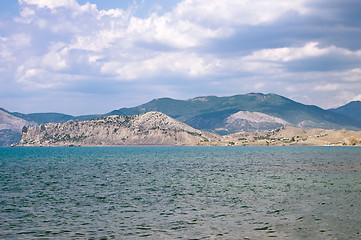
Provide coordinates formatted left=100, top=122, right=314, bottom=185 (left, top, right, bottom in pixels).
left=18, top=112, right=220, bottom=146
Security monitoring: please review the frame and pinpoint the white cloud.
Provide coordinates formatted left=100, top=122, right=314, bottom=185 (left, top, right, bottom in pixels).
left=0, top=45, right=12, bottom=59
left=254, top=82, right=265, bottom=89
left=314, top=83, right=341, bottom=91
left=14, top=0, right=233, bottom=85
left=98, top=8, right=128, bottom=18
left=16, top=0, right=88, bottom=24
left=331, top=91, right=361, bottom=107
left=174, top=0, right=309, bottom=26
left=11, top=33, right=32, bottom=47
left=235, top=42, right=361, bottom=80
left=17, top=0, right=309, bottom=55
left=19, top=0, right=79, bottom=10
left=16, top=64, right=82, bottom=89
left=243, top=42, right=328, bottom=62
left=337, top=68, right=361, bottom=82
left=124, top=0, right=311, bottom=49
left=71, top=28, right=127, bottom=52
left=2, top=0, right=360, bottom=114
left=19, top=7, right=35, bottom=18
left=286, top=86, right=297, bottom=92
left=101, top=52, right=214, bottom=80
left=126, top=13, right=229, bottom=49
left=42, top=50, right=68, bottom=71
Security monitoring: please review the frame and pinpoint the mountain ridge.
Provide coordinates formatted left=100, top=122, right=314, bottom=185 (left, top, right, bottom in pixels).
left=1, top=93, right=361, bottom=146
left=107, top=93, right=361, bottom=134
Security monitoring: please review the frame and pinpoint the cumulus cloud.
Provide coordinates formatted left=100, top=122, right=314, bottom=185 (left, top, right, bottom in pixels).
left=243, top=42, right=327, bottom=62
left=239, top=42, right=361, bottom=76
left=127, top=13, right=228, bottom=48
left=243, top=42, right=361, bottom=63
left=314, top=83, right=341, bottom=91
left=0, top=0, right=360, bottom=113
left=19, top=0, right=77, bottom=9
left=174, top=0, right=309, bottom=26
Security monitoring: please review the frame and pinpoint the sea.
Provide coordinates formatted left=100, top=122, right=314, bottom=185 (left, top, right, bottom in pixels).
left=0, top=146, right=360, bottom=239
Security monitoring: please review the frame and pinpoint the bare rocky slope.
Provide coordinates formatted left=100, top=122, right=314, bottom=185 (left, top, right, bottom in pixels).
left=18, top=112, right=220, bottom=146
left=0, top=108, right=37, bottom=146
left=224, top=111, right=290, bottom=133
left=0, top=108, right=37, bottom=132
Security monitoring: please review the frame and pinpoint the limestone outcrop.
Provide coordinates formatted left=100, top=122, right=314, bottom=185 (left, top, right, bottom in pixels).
left=18, top=112, right=220, bottom=146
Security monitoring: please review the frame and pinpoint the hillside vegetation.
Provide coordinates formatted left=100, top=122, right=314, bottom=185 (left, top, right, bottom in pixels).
left=109, top=93, right=361, bottom=134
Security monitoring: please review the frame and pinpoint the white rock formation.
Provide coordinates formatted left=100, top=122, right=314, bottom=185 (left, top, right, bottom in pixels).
left=225, top=111, right=289, bottom=132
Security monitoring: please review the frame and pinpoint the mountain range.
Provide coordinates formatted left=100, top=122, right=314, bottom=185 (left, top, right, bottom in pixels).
left=109, top=93, right=361, bottom=134
left=1, top=93, right=360, bottom=146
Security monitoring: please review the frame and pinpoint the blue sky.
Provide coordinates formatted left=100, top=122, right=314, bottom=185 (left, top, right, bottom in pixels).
left=0, top=0, right=361, bottom=115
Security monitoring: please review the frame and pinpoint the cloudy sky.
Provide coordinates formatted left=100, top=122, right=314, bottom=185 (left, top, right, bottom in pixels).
left=0, top=0, right=360, bottom=115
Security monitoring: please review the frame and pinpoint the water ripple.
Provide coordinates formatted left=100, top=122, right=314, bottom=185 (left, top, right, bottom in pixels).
left=0, top=146, right=360, bottom=239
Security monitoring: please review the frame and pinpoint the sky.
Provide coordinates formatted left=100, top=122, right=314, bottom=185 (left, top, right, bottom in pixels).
left=0, top=0, right=361, bottom=115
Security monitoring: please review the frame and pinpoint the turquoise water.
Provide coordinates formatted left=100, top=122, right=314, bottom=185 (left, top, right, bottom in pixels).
left=0, top=146, right=360, bottom=239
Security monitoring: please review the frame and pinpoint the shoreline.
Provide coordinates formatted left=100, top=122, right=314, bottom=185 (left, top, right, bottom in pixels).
left=15, top=126, right=361, bottom=147
left=11, top=144, right=361, bottom=147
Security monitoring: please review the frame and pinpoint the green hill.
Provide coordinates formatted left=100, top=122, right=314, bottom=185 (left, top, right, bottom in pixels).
left=108, top=93, right=361, bottom=134
left=2, top=108, right=99, bottom=125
